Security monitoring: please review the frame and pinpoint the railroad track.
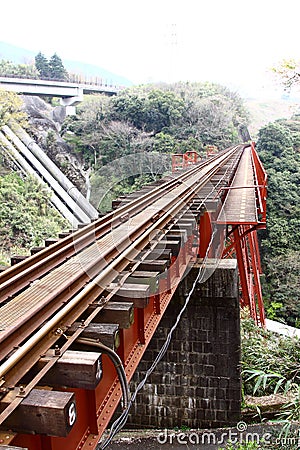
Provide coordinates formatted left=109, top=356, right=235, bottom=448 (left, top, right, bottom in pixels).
left=0, top=145, right=240, bottom=298
left=0, top=145, right=244, bottom=446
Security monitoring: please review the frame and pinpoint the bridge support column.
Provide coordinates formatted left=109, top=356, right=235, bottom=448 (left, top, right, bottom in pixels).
left=60, top=88, right=84, bottom=115
left=127, top=259, right=241, bottom=429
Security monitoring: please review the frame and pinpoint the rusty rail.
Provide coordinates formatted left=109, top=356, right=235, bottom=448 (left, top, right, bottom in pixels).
left=0, top=145, right=244, bottom=438
left=0, top=146, right=239, bottom=303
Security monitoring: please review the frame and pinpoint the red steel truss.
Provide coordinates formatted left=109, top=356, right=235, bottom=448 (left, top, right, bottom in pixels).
left=172, top=151, right=200, bottom=172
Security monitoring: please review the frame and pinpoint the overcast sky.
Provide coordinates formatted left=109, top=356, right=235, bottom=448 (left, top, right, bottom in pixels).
left=1, top=0, right=299, bottom=97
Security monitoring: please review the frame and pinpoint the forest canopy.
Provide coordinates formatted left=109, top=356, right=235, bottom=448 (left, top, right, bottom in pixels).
left=62, top=81, right=249, bottom=166
left=60, top=82, right=249, bottom=210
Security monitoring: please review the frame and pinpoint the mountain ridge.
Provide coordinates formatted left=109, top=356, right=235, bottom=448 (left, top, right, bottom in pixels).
left=1, top=41, right=298, bottom=134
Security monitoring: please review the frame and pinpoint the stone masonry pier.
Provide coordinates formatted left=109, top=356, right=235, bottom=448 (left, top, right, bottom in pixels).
left=126, top=259, right=241, bottom=429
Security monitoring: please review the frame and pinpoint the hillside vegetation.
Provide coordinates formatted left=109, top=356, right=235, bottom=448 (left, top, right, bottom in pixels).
left=0, top=173, right=67, bottom=264
left=62, top=82, right=249, bottom=209
left=63, top=82, right=249, bottom=160
left=0, top=90, right=68, bottom=263
left=256, top=116, right=300, bottom=327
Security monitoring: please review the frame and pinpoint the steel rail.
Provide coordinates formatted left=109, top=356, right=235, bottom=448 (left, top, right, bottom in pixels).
left=0, top=147, right=242, bottom=362
left=0, top=146, right=243, bottom=429
left=0, top=147, right=242, bottom=361
left=0, top=147, right=239, bottom=431
left=0, top=147, right=240, bottom=388
left=0, top=147, right=237, bottom=303
left=0, top=165, right=214, bottom=357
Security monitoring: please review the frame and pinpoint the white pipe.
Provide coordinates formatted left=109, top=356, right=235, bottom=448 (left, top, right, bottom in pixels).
left=11, top=123, right=98, bottom=220
left=0, top=131, right=80, bottom=227
left=2, top=125, right=90, bottom=224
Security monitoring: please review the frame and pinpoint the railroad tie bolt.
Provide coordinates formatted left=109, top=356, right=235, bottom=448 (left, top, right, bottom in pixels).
left=98, top=296, right=106, bottom=306
left=19, top=385, right=25, bottom=395
left=0, top=387, right=8, bottom=395
left=54, top=345, right=60, bottom=356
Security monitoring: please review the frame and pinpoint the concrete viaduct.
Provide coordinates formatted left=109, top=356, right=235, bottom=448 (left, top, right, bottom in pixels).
left=0, top=76, right=119, bottom=114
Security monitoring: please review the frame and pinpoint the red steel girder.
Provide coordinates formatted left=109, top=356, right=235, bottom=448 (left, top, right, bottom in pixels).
left=229, top=225, right=265, bottom=327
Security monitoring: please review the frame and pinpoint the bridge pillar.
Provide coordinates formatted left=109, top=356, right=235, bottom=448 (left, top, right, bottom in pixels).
left=127, top=259, right=241, bottom=429
left=60, top=88, right=84, bottom=115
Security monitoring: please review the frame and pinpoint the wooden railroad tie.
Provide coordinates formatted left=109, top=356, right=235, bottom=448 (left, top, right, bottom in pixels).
left=91, top=302, right=134, bottom=329
left=0, top=389, right=76, bottom=437
left=38, top=350, right=102, bottom=390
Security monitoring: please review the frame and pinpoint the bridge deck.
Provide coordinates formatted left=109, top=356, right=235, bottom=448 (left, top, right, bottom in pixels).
left=217, top=147, right=258, bottom=224
left=0, top=76, right=118, bottom=98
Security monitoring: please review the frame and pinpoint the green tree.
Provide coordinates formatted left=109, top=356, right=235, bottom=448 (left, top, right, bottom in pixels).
left=272, top=58, right=300, bottom=91
left=167, top=81, right=249, bottom=147
left=110, top=91, right=145, bottom=129
left=48, top=53, right=68, bottom=81
left=256, top=119, right=300, bottom=326
left=35, top=52, right=50, bottom=79
left=0, top=59, right=39, bottom=79
left=256, top=122, right=293, bottom=158
left=144, top=89, right=185, bottom=133
left=0, top=173, right=67, bottom=255
left=62, top=94, right=153, bottom=165
left=111, top=87, right=185, bottom=133
left=0, top=90, right=27, bottom=127
left=153, top=132, right=177, bottom=153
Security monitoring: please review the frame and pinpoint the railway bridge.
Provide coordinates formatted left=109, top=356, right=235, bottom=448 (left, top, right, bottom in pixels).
left=0, top=143, right=267, bottom=450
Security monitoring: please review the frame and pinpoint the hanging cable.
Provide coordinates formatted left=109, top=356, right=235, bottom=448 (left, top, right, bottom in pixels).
left=96, top=160, right=236, bottom=448
left=76, top=338, right=130, bottom=410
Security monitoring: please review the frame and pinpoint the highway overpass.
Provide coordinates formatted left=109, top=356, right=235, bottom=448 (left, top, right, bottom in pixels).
left=0, top=76, right=119, bottom=113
